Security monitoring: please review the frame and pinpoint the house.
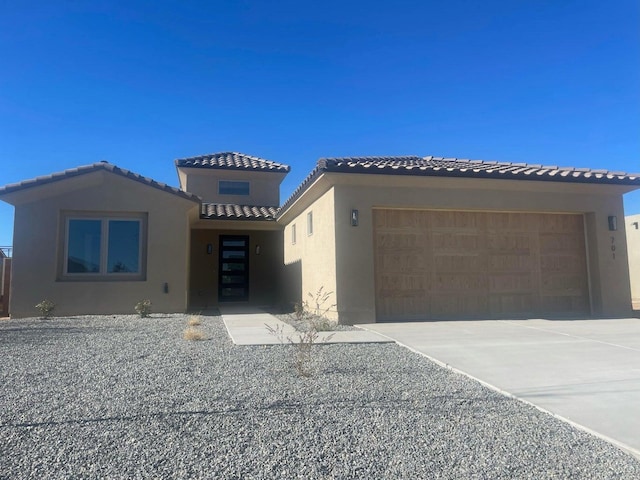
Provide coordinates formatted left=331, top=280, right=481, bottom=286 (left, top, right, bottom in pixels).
left=0, top=247, right=10, bottom=317
left=627, top=214, right=640, bottom=310
left=1, top=152, right=639, bottom=323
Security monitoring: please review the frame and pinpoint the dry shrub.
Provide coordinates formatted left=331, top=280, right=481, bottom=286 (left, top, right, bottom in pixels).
left=187, top=315, right=202, bottom=326
left=183, top=327, right=205, bottom=341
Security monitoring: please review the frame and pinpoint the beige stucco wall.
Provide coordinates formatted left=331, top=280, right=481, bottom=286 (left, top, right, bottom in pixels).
left=282, top=172, right=635, bottom=324
left=177, top=167, right=286, bottom=206
left=6, top=171, right=198, bottom=318
left=282, top=187, right=338, bottom=319
left=626, top=214, right=640, bottom=310
left=189, top=227, right=284, bottom=309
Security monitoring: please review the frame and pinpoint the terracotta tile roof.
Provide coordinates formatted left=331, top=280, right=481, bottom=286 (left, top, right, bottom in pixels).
left=320, top=156, right=640, bottom=182
left=201, top=203, right=278, bottom=221
left=278, top=155, right=640, bottom=215
left=176, top=152, right=290, bottom=172
left=0, top=162, right=201, bottom=203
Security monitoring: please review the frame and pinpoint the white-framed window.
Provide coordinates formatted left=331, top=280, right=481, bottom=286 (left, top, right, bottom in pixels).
left=307, top=211, right=313, bottom=236
left=62, top=213, right=146, bottom=279
left=218, top=180, right=250, bottom=196
left=291, top=224, right=297, bottom=244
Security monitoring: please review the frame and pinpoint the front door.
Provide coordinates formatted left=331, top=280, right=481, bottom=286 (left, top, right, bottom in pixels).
left=218, top=235, right=249, bottom=302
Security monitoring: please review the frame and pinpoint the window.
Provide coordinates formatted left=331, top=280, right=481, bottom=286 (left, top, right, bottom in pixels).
left=307, top=212, right=313, bottom=236
left=291, top=224, right=297, bottom=244
left=219, top=180, right=250, bottom=196
left=63, top=215, right=145, bottom=278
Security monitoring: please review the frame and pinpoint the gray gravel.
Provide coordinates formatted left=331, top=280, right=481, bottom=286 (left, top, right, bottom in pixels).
left=1, top=314, right=639, bottom=479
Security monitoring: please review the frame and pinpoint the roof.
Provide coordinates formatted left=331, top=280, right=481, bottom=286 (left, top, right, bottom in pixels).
left=175, top=152, right=291, bottom=173
left=0, top=162, right=201, bottom=203
left=201, top=203, right=278, bottom=221
left=278, top=155, right=640, bottom=215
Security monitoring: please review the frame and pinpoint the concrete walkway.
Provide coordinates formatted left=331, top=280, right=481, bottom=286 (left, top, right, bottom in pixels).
left=360, top=318, right=640, bottom=459
left=220, top=307, right=391, bottom=346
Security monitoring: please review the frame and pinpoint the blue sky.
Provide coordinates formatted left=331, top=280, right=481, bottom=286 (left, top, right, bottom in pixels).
left=1, top=0, right=639, bottom=247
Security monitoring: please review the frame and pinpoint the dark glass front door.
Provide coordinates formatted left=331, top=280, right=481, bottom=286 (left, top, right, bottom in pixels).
left=218, top=235, right=249, bottom=302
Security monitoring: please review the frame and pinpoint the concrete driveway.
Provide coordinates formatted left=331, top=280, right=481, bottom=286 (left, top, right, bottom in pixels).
left=361, top=318, right=640, bottom=458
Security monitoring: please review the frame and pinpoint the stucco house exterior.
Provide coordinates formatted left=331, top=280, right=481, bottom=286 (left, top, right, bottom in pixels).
left=626, top=214, right=640, bottom=310
left=1, top=152, right=639, bottom=323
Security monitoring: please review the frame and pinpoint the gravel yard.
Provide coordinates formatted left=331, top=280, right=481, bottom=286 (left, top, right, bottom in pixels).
left=1, top=314, right=639, bottom=479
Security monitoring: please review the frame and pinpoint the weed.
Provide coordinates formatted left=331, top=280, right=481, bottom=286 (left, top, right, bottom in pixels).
left=264, top=323, right=287, bottom=344
left=310, top=316, right=338, bottom=332
left=187, top=315, right=202, bottom=326
left=35, top=299, right=55, bottom=319
left=265, top=321, right=334, bottom=377
left=183, top=327, right=205, bottom=341
left=134, top=300, right=152, bottom=318
left=307, top=287, right=336, bottom=319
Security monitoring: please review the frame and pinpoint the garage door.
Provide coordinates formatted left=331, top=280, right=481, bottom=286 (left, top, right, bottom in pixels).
left=374, top=210, right=590, bottom=320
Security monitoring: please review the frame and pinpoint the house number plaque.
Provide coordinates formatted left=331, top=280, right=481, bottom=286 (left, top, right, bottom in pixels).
left=611, top=236, right=616, bottom=260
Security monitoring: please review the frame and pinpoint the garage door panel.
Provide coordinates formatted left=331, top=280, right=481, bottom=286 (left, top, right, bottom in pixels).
left=488, top=254, right=536, bottom=271
left=377, top=253, right=427, bottom=272
left=434, top=254, right=486, bottom=271
left=489, top=273, right=534, bottom=292
left=431, top=294, right=489, bottom=316
left=374, top=209, right=589, bottom=320
left=489, top=294, right=536, bottom=315
left=433, top=273, right=485, bottom=291
left=487, top=233, right=534, bottom=251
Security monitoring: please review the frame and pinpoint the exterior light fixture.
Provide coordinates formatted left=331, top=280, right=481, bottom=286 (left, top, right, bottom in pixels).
left=163, top=282, right=169, bottom=294
left=255, top=245, right=261, bottom=255
left=206, top=244, right=213, bottom=254
left=608, top=216, right=617, bottom=231
left=351, top=209, right=359, bottom=226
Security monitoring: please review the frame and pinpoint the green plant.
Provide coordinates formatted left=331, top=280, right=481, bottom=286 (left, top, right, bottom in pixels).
left=35, top=299, right=55, bottom=319
left=134, top=300, right=152, bottom=318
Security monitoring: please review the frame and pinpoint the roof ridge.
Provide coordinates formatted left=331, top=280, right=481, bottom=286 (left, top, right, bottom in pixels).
left=277, top=155, right=640, bottom=218
left=0, top=161, right=201, bottom=203
left=175, top=151, right=291, bottom=172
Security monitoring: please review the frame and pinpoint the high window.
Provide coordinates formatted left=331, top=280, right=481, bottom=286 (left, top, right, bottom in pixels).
left=307, top=211, right=313, bottom=236
left=63, top=214, right=145, bottom=279
left=291, top=224, right=297, bottom=244
left=218, top=180, right=250, bottom=196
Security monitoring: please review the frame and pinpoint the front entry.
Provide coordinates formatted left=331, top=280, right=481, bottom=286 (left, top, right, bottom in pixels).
left=218, top=235, right=249, bottom=302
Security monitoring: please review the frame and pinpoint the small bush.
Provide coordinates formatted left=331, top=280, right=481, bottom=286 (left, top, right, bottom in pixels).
left=184, top=327, right=205, bottom=341
left=187, top=315, right=202, bottom=326
left=310, top=316, right=338, bottom=332
left=35, top=300, right=55, bottom=319
left=134, top=300, right=152, bottom=318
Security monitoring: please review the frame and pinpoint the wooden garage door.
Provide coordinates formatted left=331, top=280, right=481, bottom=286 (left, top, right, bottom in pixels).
left=374, top=210, right=590, bottom=320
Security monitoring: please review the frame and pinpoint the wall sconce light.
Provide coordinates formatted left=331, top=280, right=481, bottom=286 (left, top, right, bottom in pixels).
left=206, top=243, right=213, bottom=254
left=351, top=209, right=359, bottom=227
left=608, top=216, right=617, bottom=231
left=255, top=245, right=261, bottom=255
left=163, top=282, right=169, bottom=294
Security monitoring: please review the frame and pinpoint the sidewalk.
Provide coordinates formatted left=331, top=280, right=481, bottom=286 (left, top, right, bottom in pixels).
left=220, top=307, right=391, bottom=346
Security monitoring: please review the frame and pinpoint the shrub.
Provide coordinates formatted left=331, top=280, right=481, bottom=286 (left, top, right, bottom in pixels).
left=184, top=327, right=205, bottom=341
left=265, top=322, right=334, bottom=377
left=35, top=300, right=55, bottom=319
left=187, top=315, right=202, bottom=326
left=310, top=316, right=338, bottom=332
left=134, top=300, right=152, bottom=318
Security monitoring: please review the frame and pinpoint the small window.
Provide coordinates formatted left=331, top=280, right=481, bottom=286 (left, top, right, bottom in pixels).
left=219, top=180, right=250, bottom=196
left=63, top=214, right=145, bottom=279
left=291, top=224, right=297, bottom=244
left=307, top=212, right=313, bottom=236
